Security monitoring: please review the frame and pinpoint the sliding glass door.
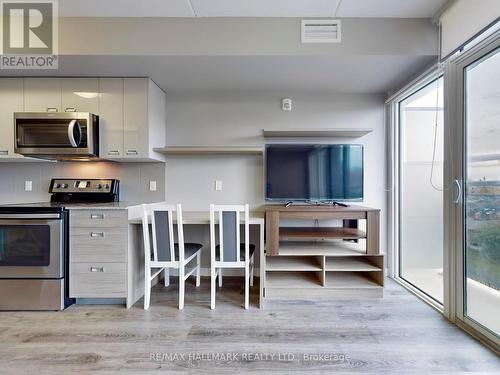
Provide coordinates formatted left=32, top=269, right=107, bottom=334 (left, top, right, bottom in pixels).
left=398, top=76, right=444, bottom=304
left=390, top=29, right=500, bottom=349
left=459, top=44, right=500, bottom=338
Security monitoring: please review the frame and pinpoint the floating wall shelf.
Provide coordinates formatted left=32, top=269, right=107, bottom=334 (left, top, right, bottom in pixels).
left=153, top=146, right=263, bottom=155
left=262, top=128, right=373, bottom=138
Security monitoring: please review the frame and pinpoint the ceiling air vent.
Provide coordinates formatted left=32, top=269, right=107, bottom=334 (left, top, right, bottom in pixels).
left=301, top=20, right=341, bottom=43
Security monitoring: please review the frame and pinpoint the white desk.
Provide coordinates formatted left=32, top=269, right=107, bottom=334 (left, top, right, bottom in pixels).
left=128, top=210, right=264, bottom=225
left=127, top=208, right=265, bottom=308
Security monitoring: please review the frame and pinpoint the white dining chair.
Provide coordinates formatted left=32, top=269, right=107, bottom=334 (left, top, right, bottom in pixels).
left=209, top=204, right=255, bottom=309
left=141, top=203, right=203, bottom=310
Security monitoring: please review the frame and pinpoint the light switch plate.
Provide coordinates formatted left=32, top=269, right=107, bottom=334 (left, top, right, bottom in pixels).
left=25, top=180, right=33, bottom=191
left=149, top=180, right=157, bottom=192
left=215, top=180, right=223, bottom=191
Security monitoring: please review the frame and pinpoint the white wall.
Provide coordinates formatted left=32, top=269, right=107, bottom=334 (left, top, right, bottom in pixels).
left=164, top=91, right=388, bottom=252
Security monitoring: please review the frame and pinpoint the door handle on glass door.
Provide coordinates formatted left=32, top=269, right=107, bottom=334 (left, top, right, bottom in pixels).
left=453, top=179, right=462, bottom=204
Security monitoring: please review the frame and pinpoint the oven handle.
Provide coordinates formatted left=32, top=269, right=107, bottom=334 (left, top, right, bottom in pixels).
left=0, top=213, right=61, bottom=219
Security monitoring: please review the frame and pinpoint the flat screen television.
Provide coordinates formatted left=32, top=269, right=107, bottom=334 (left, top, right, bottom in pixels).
left=265, top=144, right=364, bottom=202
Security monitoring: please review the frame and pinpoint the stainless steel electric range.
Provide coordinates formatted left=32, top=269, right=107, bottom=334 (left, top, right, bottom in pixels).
left=0, top=178, right=119, bottom=311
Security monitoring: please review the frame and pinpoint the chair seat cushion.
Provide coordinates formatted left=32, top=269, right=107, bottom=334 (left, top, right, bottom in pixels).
left=174, top=242, right=203, bottom=259
left=215, top=243, right=255, bottom=261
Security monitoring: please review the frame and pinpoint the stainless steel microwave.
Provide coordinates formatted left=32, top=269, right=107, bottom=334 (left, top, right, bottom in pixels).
left=14, top=112, right=99, bottom=160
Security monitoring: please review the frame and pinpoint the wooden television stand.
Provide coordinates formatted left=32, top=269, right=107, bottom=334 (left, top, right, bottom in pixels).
left=263, top=204, right=383, bottom=301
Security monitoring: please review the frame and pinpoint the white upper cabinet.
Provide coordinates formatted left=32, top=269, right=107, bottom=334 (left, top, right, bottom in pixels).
left=0, top=78, right=24, bottom=159
left=3, top=77, right=165, bottom=162
left=99, top=78, right=124, bottom=158
left=61, top=78, right=99, bottom=113
left=98, top=78, right=165, bottom=161
left=122, top=78, right=165, bottom=161
left=123, top=78, right=148, bottom=158
left=24, top=78, right=62, bottom=112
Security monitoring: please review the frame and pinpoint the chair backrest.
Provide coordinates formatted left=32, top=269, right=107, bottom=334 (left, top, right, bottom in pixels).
left=210, top=204, right=249, bottom=263
left=141, top=203, right=185, bottom=264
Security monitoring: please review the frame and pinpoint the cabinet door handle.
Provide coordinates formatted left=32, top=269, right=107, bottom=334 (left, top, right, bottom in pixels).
left=46, top=107, right=58, bottom=112
left=65, top=107, right=77, bottom=112
left=90, top=213, right=104, bottom=219
left=0, top=150, right=8, bottom=155
left=126, top=150, right=138, bottom=155
left=108, top=150, right=120, bottom=155
left=90, top=266, right=105, bottom=273
left=90, top=231, right=105, bottom=237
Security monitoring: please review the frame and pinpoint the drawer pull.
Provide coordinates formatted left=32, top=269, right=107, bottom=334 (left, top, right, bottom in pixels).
left=126, top=150, right=138, bottom=155
left=46, top=107, right=58, bottom=112
left=90, top=266, right=105, bottom=273
left=90, top=232, right=105, bottom=237
left=90, top=213, right=104, bottom=219
left=65, top=107, right=76, bottom=112
left=0, top=150, right=8, bottom=155
left=108, top=150, right=120, bottom=155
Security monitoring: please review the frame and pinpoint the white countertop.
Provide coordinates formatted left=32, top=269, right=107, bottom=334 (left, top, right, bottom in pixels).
left=65, top=201, right=145, bottom=210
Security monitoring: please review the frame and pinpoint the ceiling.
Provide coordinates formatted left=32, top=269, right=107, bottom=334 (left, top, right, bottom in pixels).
left=4, top=54, right=435, bottom=94
left=8, top=2, right=442, bottom=94
left=59, top=0, right=449, bottom=18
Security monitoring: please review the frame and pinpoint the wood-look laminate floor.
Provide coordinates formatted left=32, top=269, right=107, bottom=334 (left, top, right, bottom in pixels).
left=0, top=278, right=498, bottom=374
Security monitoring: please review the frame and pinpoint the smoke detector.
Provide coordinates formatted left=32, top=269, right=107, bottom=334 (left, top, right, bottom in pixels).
left=282, top=98, right=292, bottom=111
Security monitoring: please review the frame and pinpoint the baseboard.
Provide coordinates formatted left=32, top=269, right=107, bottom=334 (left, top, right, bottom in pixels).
left=76, top=298, right=126, bottom=305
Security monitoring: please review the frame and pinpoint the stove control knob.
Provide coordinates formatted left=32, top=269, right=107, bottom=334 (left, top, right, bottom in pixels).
left=61, top=183, right=68, bottom=189
left=95, top=184, right=102, bottom=189
left=54, top=183, right=61, bottom=189
left=103, top=184, right=110, bottom=190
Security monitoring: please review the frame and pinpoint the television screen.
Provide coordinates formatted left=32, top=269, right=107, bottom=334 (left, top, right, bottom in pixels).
left=265, top=144, right=363, bottom=202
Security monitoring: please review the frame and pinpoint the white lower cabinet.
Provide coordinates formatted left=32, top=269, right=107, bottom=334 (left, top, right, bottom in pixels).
left=69, top=209, right=128, bottom=299
left=0, top=78, right=24, bottom=160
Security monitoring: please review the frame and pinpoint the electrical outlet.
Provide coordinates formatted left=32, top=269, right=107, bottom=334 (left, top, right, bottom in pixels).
left=149, top=180, right=157, bottom=192
left=24, top=180, right=33, bottom=191
left=215, top=180, right=223, bottom=191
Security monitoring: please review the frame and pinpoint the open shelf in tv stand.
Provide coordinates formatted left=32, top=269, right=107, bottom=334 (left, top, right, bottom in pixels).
left=264, top=204, right=383, bottom=301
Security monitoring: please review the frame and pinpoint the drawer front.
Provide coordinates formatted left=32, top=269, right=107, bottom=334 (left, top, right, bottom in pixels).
left=70, top=210, right=127, bottom=228
left=70, top=227, right=127, bottom=263
left=70, top=262, right=126, bottom=298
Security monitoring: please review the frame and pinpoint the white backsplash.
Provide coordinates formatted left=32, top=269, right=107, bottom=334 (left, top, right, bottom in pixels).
left=0, top=161, right=165, bottom=204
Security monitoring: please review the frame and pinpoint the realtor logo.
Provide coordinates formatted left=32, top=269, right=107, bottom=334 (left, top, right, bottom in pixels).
left=1, top=0, right=58, bottom=69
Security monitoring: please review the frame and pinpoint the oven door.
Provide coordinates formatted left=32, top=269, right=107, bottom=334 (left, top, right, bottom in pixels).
left=0, top=214, right=64, bottom=279
left=14, top=112, right=98, bottom=157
